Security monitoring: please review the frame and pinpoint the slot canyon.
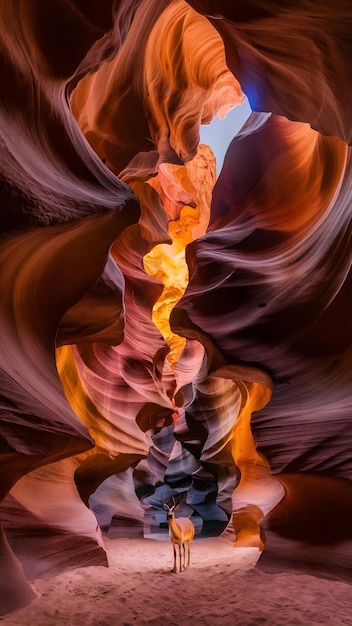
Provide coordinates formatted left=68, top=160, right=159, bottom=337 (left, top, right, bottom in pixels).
left=0, top=0, right=351, bottom=620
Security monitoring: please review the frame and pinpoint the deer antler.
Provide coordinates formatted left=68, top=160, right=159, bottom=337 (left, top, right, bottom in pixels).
left=161, top=493, right=169, bottom=511
left=173, top=494, right=183, bottom=510
left=161, top=492, right=182, bottom=512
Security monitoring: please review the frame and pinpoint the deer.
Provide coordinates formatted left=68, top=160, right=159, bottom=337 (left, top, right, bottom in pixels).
left=162, top=496, right=195, bottom=573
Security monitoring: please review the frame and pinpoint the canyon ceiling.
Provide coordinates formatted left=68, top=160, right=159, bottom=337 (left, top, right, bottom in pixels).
left=0, top=0, right=351, bottom=615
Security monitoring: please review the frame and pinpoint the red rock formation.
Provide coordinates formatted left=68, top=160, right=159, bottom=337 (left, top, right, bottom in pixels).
left=0, top=0, right=351, bottom=615
left=173, top=0, right=352, bottom=579
left=0, top=0, right=139, bottom=613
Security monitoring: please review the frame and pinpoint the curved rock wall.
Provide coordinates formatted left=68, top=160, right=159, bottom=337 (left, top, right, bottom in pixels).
left=0, top=0, right=351, bottom=615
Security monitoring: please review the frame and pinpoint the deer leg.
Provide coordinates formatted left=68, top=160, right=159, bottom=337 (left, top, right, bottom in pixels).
left=181, top=542, right=186, bottom=571
left=187, top=539, right=191, bottom=566
left=172, top=544, right=177, bottom=573
left=179, top=544, right=183, bottom=572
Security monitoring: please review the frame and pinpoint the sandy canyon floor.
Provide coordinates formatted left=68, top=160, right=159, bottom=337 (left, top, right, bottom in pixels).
left=1, top=536, right=352, bottom=625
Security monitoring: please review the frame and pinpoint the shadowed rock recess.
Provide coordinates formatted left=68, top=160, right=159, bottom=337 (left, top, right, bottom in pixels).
left=0, top=0, right=351, bottom=615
